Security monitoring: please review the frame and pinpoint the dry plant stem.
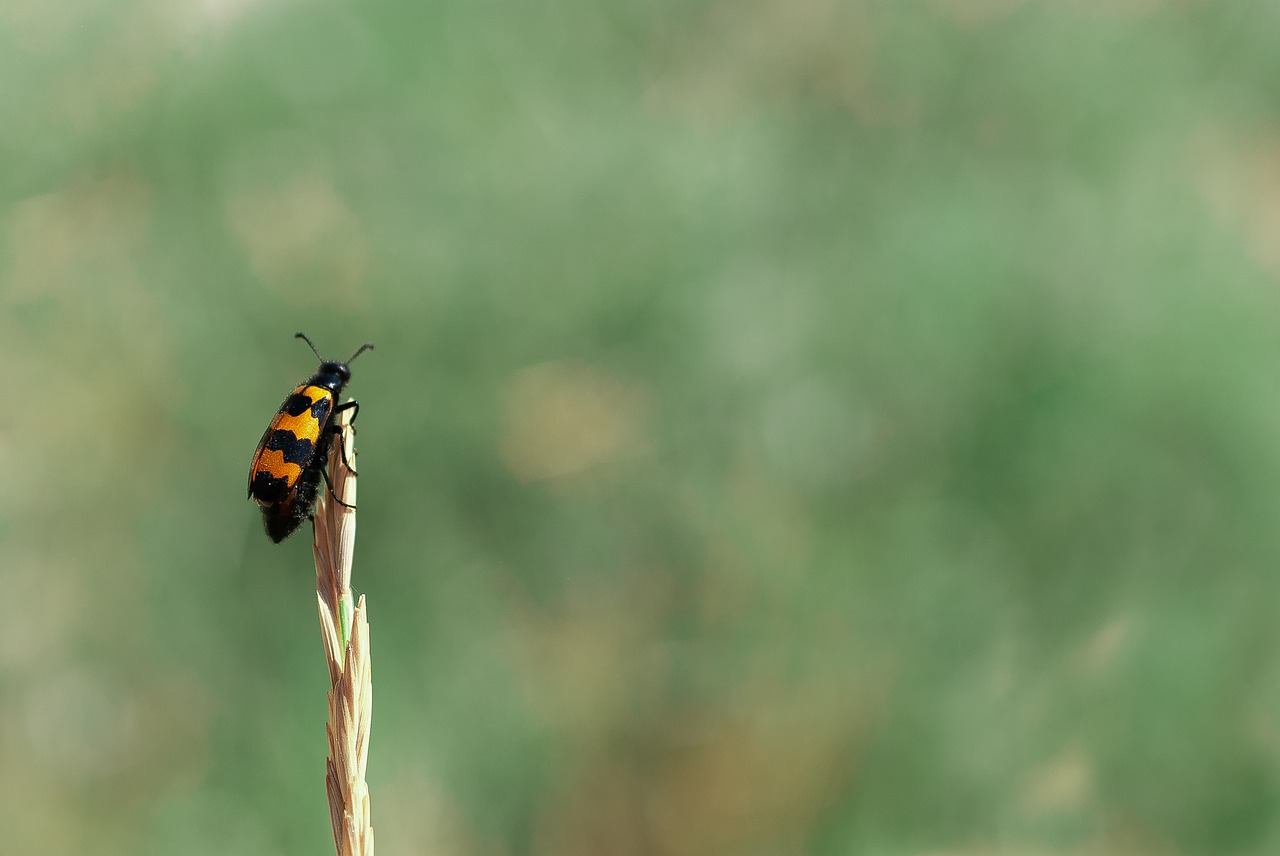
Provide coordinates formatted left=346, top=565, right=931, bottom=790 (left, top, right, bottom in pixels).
left=313, top=408, right=375, bottom=856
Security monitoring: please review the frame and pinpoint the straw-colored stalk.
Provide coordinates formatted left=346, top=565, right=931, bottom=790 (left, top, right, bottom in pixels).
left=313, top=407, right=375, bottom=856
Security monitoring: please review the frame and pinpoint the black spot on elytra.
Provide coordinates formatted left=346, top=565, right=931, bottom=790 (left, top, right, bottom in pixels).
left=250, top=471, right=290, bottom=504
left=264, top=431, right=315, bottom=465
left=261, top=463, right=323, bottom=542
left=283, top=392, right=314, bottom=416
left=311, top=397, right=331, bottom=419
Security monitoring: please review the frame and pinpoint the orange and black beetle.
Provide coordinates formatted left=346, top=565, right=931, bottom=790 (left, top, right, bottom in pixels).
left=248, top=333, right=373, bottom=542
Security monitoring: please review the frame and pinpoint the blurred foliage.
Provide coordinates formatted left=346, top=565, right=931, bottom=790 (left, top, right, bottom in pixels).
left=7, top=0, right=1280, bottom=854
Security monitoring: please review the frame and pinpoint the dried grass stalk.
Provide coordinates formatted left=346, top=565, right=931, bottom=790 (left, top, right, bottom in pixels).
left=313, top=408, right=375, bottom=856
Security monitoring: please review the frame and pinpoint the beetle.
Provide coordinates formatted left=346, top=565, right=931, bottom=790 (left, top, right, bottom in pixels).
left=248, top=333, right=373, bottom=542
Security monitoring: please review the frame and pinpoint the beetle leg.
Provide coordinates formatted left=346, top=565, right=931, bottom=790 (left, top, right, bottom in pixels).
left=319, top=464, right=358, bottom=510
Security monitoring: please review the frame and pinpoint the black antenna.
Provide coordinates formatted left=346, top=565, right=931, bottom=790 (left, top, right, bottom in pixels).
left=295, top=332, right=325, bottom=362
left=347, top=342, right=375, bottom=363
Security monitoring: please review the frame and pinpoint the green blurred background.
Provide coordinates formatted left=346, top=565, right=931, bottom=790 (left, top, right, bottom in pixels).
left=7, top=1, right=1280, bottom=854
